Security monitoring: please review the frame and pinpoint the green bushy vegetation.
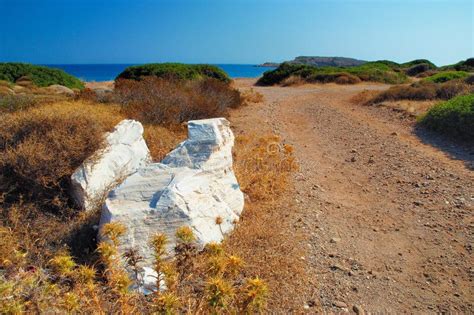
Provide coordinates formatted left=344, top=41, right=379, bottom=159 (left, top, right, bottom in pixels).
left=257, top=62, right=408, bottom=86
left=423, top=71, right=469, bottom=83
left=441, top=58, right=474, bottom=72
left=401, top=59, right=437, bottom=69
left=116, top=63, right=231, bottom=83
left=0, top=63, right=84, bottom=89
left=419, top=93, right=474, bottom=140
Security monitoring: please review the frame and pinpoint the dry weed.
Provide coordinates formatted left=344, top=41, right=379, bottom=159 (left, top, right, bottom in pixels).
left=234, top=134, right=298, bottom=202
left=241, top=88, right=264, bottom=103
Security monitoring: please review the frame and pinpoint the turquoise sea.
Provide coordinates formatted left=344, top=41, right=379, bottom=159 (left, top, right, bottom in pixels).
left=43, top=64, right=276, bottom=82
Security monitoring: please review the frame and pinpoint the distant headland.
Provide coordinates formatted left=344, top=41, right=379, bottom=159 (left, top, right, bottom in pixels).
left=258, top=56, right=368, bottom=68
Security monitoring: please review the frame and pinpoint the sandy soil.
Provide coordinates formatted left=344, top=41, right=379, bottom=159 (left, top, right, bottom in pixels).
left=229, top=79, right=473, bottom=313
left=84, top=81, right=114, bottom=89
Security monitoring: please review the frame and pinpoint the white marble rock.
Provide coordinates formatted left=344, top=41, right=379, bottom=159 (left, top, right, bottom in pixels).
left=71, top=119, right=151, bottom=211
left=99, top=118, right=244, bottom=289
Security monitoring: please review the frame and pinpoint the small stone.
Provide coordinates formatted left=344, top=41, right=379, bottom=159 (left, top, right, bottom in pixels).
left=353, top=304, right=365, bottom=314
left=333, top=300, right=348, bottom=308
left=330, top=237, right=341, bottom=243
left=350, top=156, right=357, bottom=162
left=303, top=304, right=310, bottom=310
left=391, top=132, right=398, bottom=136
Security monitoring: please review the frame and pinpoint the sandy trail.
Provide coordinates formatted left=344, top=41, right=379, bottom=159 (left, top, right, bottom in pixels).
left=230, top=79, right=473, bottom=313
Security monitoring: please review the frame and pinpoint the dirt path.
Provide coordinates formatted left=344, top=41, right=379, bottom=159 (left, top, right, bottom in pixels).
left=230, top=79, right=473, bottom=313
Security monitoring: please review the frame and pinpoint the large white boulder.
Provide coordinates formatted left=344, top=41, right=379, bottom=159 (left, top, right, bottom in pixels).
left=99, top=118, right=244, bottom=270
left=71, top=119, right=151, bottom=211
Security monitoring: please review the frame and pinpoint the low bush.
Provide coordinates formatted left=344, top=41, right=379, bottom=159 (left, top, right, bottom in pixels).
left=367, top=80, right=473, bottom=104
left=441, top=57, right=474, bottom=72
left=405, top=63, right=433, bottom=76
left=116, top=63, right=231, bottom=83
left=240, top=88, right=264, bottom=103
left=143, top=124, right=186, bottom=161
left=401, top=59, right=437, bottom=69
left=465, top=75, right=474, bottom=85
left=234, top=134, right=298, bottom=201
left=423, top=71, right=469, bottom=83
left=0, top=101, right=124, bottom=211
left=0, top=221, right=269, bottom=313
left=115, top=77, right=243, bottom=125
left=0, top=63, right=84, bottom=89
left=257, top=62, right=407, bottom=86
left=419, top=93, right=474, bottom=140
left=0, top=94, right=38, bottom=113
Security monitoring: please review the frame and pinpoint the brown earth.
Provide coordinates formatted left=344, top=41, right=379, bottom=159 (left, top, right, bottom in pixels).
left=228, top=79, right=473, bottom=313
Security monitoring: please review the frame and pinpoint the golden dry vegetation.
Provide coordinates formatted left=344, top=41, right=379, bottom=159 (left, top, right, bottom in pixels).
left=0, top=81, right=296, bottom=313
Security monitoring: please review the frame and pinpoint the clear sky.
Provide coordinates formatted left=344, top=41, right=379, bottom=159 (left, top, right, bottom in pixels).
left=0, top=0, right=472, bottom=66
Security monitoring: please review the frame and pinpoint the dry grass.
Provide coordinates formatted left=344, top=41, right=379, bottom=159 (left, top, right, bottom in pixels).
left=353, top=80, right=474, bottom=116
left=367, top=80, right=473, bottom=105
left=0, top=84, right=298, bottom=312
left=378, top=100, right=437, bottom=116
left=0, top=101, right=124, bottom=210
left=143, top=124, right=186, bottom=161
left=281, top=75, right=306, bottom=87
left=349, top=89, right=381, bottom=105
left=240, top=88, right=264, bottom=104
left=225, top=134, right=308, bottom=311
left=234, top=134, right=298, bottom=202
left=0, top=100, right=183, bottom=268
left=115, top=77, right=243, bottom=125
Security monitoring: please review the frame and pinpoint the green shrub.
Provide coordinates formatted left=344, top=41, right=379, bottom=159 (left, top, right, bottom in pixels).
left=423, top=71, right=469, bottom=83
left=419, top=93, right=474, bottom=140
left=116, top=63, right=230, bottom=83
left=405, top=63, right=433, bottom=76
left=372, top=60, right=400, bottom=69
left=441, top=58, right=474, bottom=72
left=257, top=62, right=408, bottom=86
left=401, top=59, right=437, bottom=69
left=0, top=63, right=84, bottom=89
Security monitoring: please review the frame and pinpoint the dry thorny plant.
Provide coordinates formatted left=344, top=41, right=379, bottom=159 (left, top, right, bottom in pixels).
left=0, top=131, right=296, bottom=313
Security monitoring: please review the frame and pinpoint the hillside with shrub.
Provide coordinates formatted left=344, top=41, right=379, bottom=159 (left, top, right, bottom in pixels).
left=441, top=57, right=474, bottom=72
left=257, top=61, right=408, bottom=85
left=116, top=63, right=231, bottom=83
left=0, top=63, right=84, bottom=89
left=286, top=56, right=367, bottom=67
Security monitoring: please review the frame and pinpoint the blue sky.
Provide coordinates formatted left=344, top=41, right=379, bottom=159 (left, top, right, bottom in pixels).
left=0, top=0, right=472, bottom=66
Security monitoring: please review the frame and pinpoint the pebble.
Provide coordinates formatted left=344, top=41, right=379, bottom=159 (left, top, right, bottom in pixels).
left=333, top=300, right=348, bottom=308
left=330, top=237, right=341, bottom=243
left=353, top=304, right=365, bottom=314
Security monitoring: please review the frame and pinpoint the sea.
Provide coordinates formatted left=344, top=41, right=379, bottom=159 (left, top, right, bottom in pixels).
left=43, top=64, right=276, bottom=82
